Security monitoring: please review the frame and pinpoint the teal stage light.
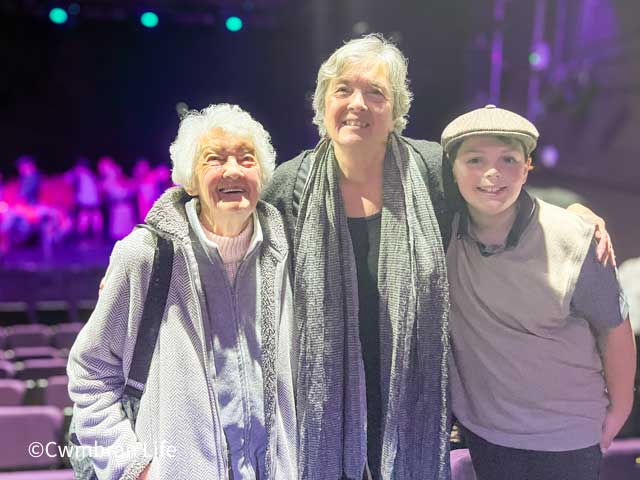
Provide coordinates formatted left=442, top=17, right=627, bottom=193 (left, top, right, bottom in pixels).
left=140, top=11, right=159, bottom=28
left=49, top=7, right=68, bottom=24
left=528, top=52, right=541, bottom=67
left=225, top=16, right=243, bottom=32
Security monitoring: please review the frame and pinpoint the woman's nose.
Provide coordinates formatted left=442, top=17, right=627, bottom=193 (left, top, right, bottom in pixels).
left=222, top=157, right=242, bottom=177
left=347, top=90, right=367, bottom=111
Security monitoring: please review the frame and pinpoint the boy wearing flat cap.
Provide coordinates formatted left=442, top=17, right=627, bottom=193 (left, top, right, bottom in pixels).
left=442, top=105, right=635, bottom=479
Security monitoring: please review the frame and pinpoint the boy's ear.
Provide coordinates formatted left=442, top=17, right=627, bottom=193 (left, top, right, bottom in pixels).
left=523, top=157, right=533, bottom=182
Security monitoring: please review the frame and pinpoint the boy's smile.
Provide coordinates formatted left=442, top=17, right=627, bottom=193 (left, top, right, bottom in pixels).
left=453, top=135, right=531, bottom=227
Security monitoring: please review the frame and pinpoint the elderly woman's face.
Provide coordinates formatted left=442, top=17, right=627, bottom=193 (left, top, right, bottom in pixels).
left=190, top=128, right=261, bottom=230
left=324, top=62, right=394, bottom=150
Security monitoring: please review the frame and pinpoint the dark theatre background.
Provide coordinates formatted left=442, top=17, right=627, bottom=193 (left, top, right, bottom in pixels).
left=0, top=0, right=638, bottom=478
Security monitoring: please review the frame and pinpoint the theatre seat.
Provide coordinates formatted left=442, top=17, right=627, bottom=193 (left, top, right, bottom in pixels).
left=15, top=358, right=67, bottom=381
left=0, top=360, right=15, bottom=379
left=44, top=376, right=71, bottom=410
left=0, top=379, right=26, bottom=406
left=600, top=438, right=640, bottom=479
left=4, top=325, right=52, bottom=349
left=0, top=406, right=64, bottom=469
left=3, top=346, right=61, bottom=361
left=51, top=323, right=84, bottom=351
left=450, top=448, right=477, bottom=480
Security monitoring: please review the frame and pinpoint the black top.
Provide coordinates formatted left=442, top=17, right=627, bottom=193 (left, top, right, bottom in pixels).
left=347, top=212, right=382, bottom=477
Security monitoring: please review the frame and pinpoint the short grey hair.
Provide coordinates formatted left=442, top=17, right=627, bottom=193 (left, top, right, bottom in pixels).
left=169, top=104, right=276, bottom=191
left=312, top=34, right=413, bottom=137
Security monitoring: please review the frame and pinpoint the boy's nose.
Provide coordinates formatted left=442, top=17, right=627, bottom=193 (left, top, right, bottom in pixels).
left=485, top=168, right=501, bottom=178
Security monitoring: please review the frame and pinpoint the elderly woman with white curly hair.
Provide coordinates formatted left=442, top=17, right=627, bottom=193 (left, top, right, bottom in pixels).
left=68, top=104, right=297, bottom=480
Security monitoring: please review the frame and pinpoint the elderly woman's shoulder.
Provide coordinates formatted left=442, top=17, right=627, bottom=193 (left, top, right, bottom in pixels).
left=109, top=227, right=158, bottom=268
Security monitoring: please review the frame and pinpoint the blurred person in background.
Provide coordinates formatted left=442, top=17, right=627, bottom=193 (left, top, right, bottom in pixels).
left=65, top=157, right=103, bottom=242
left=98, top=155, right=136, bottom=241
left=16, top=154, right=41, bottom=205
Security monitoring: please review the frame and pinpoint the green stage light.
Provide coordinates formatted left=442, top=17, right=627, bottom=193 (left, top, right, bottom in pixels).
left=49, top=7, right=68, bottom=24
left=140, top=11, right=159, bottom=28
left=225, top=16, right=243, bottom=32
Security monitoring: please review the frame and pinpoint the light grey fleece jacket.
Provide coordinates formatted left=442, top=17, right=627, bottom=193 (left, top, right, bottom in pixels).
left=67, top=187, right=297, bottom=480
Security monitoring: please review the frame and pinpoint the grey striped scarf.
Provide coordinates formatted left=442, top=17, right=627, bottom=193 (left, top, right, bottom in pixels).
left=293, top=134, right=451, bottom=479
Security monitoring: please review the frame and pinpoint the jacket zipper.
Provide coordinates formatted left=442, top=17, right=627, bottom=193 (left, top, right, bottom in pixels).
left=184, top=244, right=230, bottom=477
left=233, top=249, right=261, bottom=479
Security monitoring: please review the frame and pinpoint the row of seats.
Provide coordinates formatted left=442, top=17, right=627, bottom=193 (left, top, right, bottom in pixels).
left=0, top=323, right=84, bottom=350
left=0, top=324, right=83, bottom=383
left=0, top=374, right=74, bottom=477
left=1, top=346, right=68, bottom=362
left=0, top=376, right=71, bottom=410
left=0, top=405, right=74, bottom=477
left=0, top=358, right=68, bottom=381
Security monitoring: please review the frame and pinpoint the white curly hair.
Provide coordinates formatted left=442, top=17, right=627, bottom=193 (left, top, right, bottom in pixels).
left=169, top=103, right=276, bottom=192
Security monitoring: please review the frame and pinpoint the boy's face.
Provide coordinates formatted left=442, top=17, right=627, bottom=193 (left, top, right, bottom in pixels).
left=452, top=135, right=531, bottom=221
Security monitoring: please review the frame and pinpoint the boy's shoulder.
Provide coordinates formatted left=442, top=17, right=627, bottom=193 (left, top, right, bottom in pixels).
left=534, top=198, right=595, bottom=239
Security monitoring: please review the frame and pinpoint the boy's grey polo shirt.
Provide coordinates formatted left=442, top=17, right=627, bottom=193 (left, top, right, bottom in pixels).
left=449, top=193, right=625, bottom=451
left=455, top=191, right=626, bottom=327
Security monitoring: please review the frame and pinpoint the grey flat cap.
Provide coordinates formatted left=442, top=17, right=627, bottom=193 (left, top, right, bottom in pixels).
left=441, top=104, right=539, bottom=156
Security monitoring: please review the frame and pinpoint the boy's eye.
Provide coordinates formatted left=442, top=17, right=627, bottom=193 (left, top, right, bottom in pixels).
left=466, top=157, right=481, bottom=164
left=503, top=156, right=519, bottom=164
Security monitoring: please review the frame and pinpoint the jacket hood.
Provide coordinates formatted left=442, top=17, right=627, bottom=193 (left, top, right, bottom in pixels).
left=145, top=187, right=288, bottom=260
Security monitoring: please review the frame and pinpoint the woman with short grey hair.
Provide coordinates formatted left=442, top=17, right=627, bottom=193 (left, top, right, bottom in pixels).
left=264, top=34, right=451, bottom=480
left=311, top=34, right=413, bottom=136
left=69, top=103, right=297, bottom=480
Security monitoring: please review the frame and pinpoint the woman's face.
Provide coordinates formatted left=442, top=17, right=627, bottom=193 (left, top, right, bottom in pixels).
left=189, top=128, right=261, bottom=232
left=323, top=62, right=395, bottom=151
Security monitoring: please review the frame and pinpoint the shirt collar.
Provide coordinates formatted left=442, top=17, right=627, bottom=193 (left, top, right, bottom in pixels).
left=457, top=189, right=536, bottom=254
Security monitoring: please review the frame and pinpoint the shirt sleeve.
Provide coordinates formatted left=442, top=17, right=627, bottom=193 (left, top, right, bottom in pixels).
left=571, top=240, right=628, bottom=333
